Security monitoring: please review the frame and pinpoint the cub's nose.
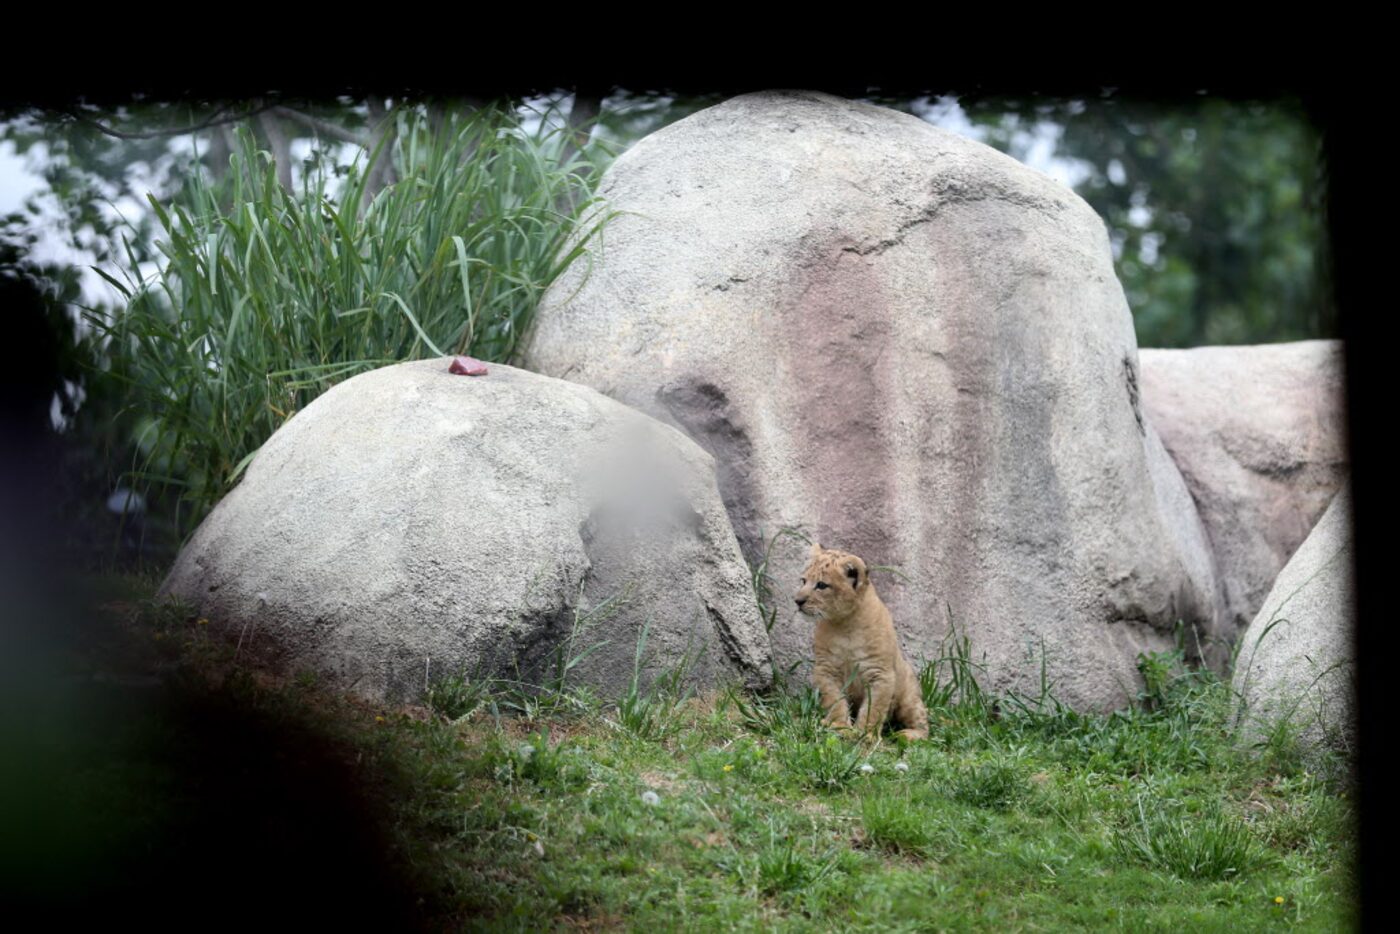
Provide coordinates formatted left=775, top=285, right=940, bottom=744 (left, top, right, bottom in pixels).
left=795, top=596, right=807, bottom=608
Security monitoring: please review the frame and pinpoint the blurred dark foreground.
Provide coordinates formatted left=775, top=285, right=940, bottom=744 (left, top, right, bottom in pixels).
left=0, top=259, right=427, bottom=929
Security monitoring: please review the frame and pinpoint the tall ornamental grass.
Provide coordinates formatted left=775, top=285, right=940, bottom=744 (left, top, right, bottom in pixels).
left=91, top=103, right=611, bottom=535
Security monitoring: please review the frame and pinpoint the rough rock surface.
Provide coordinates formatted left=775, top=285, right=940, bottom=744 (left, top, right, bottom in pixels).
left=1138, top=341, right=1348, bottom=637
left=1232, top=483, right=1355, bottom=763
left=525, top=90, right=1219, bottom=710
left=161, top=359, right=771, bottom=703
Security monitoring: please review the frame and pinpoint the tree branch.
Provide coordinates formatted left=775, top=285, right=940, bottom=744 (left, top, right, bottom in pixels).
left=270, top=106, right=371, bottom=147
left=56, top=102, right=278, bottom=140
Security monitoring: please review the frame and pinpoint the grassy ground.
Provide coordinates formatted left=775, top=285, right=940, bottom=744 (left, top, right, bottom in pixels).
left=4, top=575, right=1356, bottom=931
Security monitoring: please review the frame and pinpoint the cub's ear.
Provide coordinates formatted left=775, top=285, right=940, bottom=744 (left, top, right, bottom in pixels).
left=844, top=557, right=867, bottom=589
left=809, top=541, right=824, bottom=559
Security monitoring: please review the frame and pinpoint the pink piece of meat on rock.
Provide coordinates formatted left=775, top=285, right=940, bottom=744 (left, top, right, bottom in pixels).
left=448, top=356, right=489, bottom=376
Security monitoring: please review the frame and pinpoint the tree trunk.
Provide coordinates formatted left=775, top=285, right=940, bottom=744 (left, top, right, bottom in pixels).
left=554, top=87, right=606, bottom=215
left=256, top=111, right=294, bottom=192
left=203, top=125, right=231, bottom=185
left=360, top=98, right=399, bottom=210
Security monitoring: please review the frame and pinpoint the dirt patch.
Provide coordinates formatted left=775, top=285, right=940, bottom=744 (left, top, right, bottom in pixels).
left=640, top=770, right=689, bottom=794
left=559, top=911, right=626, bottom=931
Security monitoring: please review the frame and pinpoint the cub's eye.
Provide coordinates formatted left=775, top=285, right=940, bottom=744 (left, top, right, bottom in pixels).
left=815, top=582, right=829, bottom=590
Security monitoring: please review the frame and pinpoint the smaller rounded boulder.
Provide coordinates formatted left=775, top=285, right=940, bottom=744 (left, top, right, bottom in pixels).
left=1231, top=483, right=1355, bottom=766
left=161, top=359, right=772, bottom=703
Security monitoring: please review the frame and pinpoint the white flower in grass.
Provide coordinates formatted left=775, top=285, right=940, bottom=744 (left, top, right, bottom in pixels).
left=895, top=761, right=910, bottom=773
left=641, top=790, right=660, bottom=806
left=858, top=763, right=875, bottom=775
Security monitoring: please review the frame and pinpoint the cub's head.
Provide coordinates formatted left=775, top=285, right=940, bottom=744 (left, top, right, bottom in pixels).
left=794, top=542, right=868, bottom=621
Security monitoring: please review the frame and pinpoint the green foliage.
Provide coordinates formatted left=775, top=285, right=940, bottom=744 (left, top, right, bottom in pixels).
left=85, top=105, right=609, bottom=534
left=1135, top=645, right=1215, bottom=713
left=918, top=607, right=993, bottom=719
left=543, top=581, right=630, bottom=699
left=424, top=596, right=697, bottom=740
left=997, top=650, right=1230, bottom=778
left=727, top=683, right=824, bottom=743
left=615, top=620, right=694, bottom=740
left=421, top=590, right=625, bottom=728
left=0, top=106, right=181, bottom=273
left=1115, top=796, right=1272, bottom=881
left=1252, top=778, right=1352, bottom=855
left=1252, top=714, right=1310, bottom=778
left=489, top=729, right=589, bottom=791
left=773, top=732, right=868, bottom=792
left=961, top=95, right=1329, bottom=348
left=1136, top=648, right=1179, bottom=711
left=425, top=670, right=490, bottom=722
left=860, top=794, right=944, bottom=857
left=949, top=757, right=1030, bottom=811
left=490, top=679, right=601, bottom=725
left=750, top=825, right=842, bottom=895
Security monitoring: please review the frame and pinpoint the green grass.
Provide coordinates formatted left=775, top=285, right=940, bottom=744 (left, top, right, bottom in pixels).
left=948, top=756, right=1031, bottom=811
left=426, top=668, right=492, bottom=722
left=860, top=792, right=950, bottom=858
left=1115, top=795, right=1274, bottom=881
left=86, top=103, right=612, bottom=536
left=35, top=578, right=1356, bottom=931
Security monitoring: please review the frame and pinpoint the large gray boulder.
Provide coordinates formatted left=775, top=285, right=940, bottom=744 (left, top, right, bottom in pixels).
left=1232, top=483, right=1355, bottom=764
left=161, top=359, right=771, bottom=703
left=1138, top=341, right=1348, bottom=638
left=524, top=90, right=1220, bottom=711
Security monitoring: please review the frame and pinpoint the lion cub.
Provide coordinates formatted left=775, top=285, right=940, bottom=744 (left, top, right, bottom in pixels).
left=794, top=543, right=928, bottom=741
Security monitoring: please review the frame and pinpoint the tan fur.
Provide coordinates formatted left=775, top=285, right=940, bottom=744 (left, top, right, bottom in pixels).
left=794, top=542, right=929, bottom=741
